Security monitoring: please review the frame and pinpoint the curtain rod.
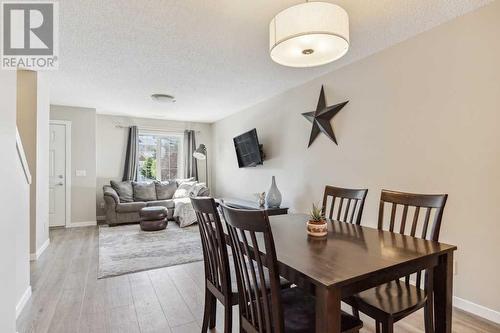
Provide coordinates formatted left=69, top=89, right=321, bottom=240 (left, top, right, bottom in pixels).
left=114, top=124, right=201, bottom=133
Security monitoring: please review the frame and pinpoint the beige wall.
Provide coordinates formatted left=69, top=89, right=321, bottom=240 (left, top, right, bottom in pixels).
left=50, top=105, right=97, bottom=225
left=16, top=70, right=50, bottom=254
left=213, top=1, right=500, bottom=317
left=16, top=71, right=36, bottom=250
left=96, top=114, right=212, bottom=217
left=0, top=70, right=21, bottom=332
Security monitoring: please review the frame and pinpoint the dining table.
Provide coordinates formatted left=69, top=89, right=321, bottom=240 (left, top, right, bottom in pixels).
left=223, top=213, right=457, bottom=333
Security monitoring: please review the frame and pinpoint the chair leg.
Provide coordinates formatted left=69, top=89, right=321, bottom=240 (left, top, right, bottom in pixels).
left=202, top=289, right=213, bottom=332
left=424, top=268, right=435, bottom=333
left=223, top=303, right=233, bottom=333
left=209, top=293, right=217, bottom=329
left=351, top=306, right=360, bottom=319
left=381, top=318, right=394, bottom=333
left=424, top=297, right=435, bottom=333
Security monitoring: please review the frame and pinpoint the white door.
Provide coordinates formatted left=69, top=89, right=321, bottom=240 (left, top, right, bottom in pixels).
left=49, top=123, right=67, bottom=227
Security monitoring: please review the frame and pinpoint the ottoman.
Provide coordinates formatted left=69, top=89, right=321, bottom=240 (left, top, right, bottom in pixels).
left=139, top=206, right=168, bottom=231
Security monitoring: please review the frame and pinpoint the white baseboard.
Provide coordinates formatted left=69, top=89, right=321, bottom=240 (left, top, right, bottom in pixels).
left=16, top=285, right=32, bottom=318
left=30, top=238, right=50, bottom=261
left=403, top=277, right=500, bottom=324
left=454, top=296, right=500, bottom=324
left=66, top=220, right=97, bottom=228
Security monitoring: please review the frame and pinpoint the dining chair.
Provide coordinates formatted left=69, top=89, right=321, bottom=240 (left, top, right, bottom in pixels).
left=322, top=185, right=368, bottom=225
left=192, top=197, right=291, bottom=333
left=345, top=189, right=448, bottom=333
left=191, top=197, right=236, bottom=333
left=221, top=203, right=363, bottom=333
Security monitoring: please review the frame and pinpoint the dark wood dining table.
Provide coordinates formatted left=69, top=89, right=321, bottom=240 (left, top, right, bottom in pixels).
left=224, top=213, right=457, bottom=333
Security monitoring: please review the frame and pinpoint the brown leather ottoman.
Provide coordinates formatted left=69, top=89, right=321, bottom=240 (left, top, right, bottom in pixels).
left=139, top=206, right=168, bottom=231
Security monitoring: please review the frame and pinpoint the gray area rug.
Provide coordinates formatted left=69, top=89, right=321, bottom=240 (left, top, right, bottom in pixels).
left=98, top=222, right=203, bottom=279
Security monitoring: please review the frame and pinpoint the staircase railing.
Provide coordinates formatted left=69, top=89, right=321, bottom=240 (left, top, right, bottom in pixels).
left=16, top=127, right=32, bottom=184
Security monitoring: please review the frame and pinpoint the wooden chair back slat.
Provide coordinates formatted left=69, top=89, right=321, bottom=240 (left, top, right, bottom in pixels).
left=343, top=199, right=351, bottom=222
left=240, top=230, right=263, bottom=330
left=399, top=205, right=408, bottom=234
left=250, top=231, right=273, bottom=332
left=410, top=207, right=420, bottom=237
left=190, top=198, right=232, bottom=299
left=349, top=200, right=359, bottom=224
left=416, top=271, right=422, bottom=290
left=389, top=203, right=397, bottom=232
left=327, top=196, right=336, bottom=220
left=228, top=226, right=254, bottom=324
left=322, top=185, right=368, bottom=225
left=421, top=208, right=432, bottom=239
left=221, top=204, right=285, bottom=333
left=337, top=198, right=344, bottom=221
left=377, top=190, right=448, bottom=290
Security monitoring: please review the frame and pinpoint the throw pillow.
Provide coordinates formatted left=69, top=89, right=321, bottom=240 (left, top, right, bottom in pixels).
left=198, top=187, right=210, bottom=197
left=155, top=180, right=178, bottom=200
left=189, top=182, right=207, bottom=197
left=110, top=180, right=133, bottom=203
left=175, top=177, right=195, bottom=186
left=173, top=181, right=196, bottom=199
left=132, top=182, right=157, bottom=201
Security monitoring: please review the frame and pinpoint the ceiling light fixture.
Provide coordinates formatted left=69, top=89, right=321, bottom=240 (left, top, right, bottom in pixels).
left=269, top=1, right=350, bottom=68
left=151, top=93, right=176, bottom=103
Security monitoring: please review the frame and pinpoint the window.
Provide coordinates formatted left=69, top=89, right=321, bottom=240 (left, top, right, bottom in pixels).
left=137, top=132, right=184, bottom=181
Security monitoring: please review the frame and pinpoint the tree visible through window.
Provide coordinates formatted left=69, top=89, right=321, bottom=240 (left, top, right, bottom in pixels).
left=137, top=132, right=184, bottom=181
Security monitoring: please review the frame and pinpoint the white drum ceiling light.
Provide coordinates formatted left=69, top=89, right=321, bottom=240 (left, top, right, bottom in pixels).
left=269, top=1, right=349, bottom=68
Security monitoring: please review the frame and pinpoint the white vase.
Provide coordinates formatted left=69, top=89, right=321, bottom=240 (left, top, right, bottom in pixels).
left=265, top=176, right=282, bottom=208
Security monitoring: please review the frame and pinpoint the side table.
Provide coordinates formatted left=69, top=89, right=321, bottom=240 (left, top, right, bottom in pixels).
left=216, top=197, right=288, bottom=216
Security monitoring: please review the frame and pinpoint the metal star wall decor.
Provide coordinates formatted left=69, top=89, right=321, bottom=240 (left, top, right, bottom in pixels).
left=302, top=85, right=348, bottom=147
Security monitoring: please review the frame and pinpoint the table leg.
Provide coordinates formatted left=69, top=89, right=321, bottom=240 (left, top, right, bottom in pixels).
left=315, top=286, right=341, bottom=333
left=433, top=251, right=453, bottom=333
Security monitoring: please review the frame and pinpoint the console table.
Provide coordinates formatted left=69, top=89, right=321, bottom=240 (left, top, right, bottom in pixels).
left=217, top=197, right=288, bottom=216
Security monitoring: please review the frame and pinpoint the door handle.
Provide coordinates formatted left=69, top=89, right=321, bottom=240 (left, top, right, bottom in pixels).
left=56, top=182, right=64, bottom=186
left=58, top=175, right=64, bottom=179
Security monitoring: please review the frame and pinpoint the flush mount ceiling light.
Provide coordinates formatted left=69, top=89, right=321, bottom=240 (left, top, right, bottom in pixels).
left=151, top=93, right=176, bottom=103
left=269, top=1, right=349, bottom=68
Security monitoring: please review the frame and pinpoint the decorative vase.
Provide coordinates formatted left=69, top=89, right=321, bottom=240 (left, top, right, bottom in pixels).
left=307, top=220, right=328, bottom=238
left=265, top=176, right=282, bottom=208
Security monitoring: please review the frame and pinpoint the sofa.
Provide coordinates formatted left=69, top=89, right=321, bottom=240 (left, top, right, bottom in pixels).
left=103, top=178, right=209, bottom=226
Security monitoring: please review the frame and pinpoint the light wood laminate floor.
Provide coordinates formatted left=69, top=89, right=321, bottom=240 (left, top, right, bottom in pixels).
left=17, top=226, right=500, bottom=333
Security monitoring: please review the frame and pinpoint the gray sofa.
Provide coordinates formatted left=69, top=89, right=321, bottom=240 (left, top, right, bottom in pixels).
left=103, top=179, right=209, bottom=226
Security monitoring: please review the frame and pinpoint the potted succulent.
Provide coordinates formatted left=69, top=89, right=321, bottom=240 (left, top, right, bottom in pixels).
left=306, top=203, right=328, bottom=238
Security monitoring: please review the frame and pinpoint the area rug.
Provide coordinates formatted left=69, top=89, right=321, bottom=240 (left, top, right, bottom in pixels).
left=98, top=222, right=203, bottom=278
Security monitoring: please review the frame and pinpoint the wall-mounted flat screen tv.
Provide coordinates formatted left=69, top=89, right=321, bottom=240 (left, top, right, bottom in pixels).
left=233, top=128, right=263, bottom=168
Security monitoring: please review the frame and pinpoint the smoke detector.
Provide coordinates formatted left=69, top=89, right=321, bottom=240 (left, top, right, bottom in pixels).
left=151, top=93, right=176, bottom=103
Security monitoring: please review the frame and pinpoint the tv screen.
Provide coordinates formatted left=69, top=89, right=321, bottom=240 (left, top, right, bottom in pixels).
left=233, top=129, right=263, bottom=168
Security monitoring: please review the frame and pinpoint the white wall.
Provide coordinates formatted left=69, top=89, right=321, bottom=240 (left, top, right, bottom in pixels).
left=36, top=73, right=49, bottom=249
left=14, top=155, right=31, bottom=319
left=213, top=2, right=500, bottom=318
left=50, top=105, right=97, bottom=225
left=96, top=114, right=212, bottom=217
left=0, top=71, right=21, bottom=332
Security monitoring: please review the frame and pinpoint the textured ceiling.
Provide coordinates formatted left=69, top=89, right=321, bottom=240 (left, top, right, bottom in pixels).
left=49, top=0, right=493, bottom=122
